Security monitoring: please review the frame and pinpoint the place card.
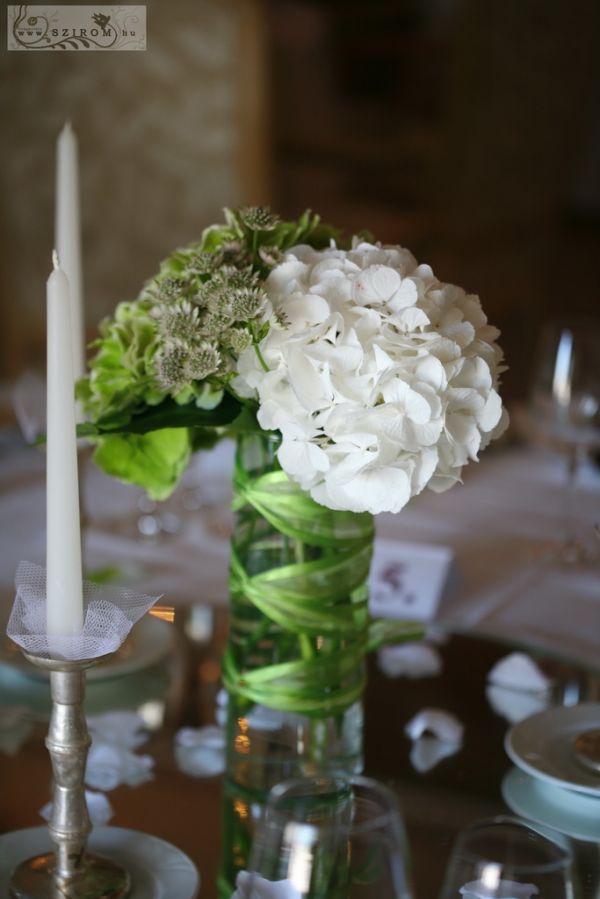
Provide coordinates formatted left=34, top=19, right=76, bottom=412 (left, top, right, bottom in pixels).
left=369, top=537, right=454, bottom=622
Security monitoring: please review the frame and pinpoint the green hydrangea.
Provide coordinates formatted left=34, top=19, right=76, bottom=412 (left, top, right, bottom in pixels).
left=79, top=207, right=343, bottom=497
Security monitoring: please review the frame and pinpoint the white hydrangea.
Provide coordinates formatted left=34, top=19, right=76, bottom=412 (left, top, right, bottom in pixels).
left=234, top=240, right=508, bottom=515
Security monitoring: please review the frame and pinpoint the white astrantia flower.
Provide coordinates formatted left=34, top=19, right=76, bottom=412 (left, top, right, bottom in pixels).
left=234, top=240, right=508, bottom=515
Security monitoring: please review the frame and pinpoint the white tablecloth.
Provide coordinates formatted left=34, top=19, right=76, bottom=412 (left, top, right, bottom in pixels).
left=1, top=433, right=598, bottom=667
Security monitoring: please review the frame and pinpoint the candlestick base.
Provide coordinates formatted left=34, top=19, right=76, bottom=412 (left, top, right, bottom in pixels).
left=7, top=653, right=132, bottom=899
left=9, top=851, right=130, bottom=898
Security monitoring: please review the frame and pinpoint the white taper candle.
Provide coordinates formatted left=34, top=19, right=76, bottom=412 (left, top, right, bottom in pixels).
left=46, top=251, right=84, bottom=638
left=56, top=122, right=85, bottom=389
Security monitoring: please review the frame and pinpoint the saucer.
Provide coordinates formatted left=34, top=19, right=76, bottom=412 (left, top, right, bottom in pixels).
left=502, top=767, right=600, bottom=843
left=505, top=703, right=600, bottom=796
left=0, top=826, right=199, bottom=899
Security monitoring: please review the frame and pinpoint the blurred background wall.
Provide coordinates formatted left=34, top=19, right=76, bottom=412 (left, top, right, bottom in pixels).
left=1, top=0, right=599, bottom=400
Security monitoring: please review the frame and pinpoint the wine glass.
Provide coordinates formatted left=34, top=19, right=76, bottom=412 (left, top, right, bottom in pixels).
left=439, top=815, right=574, bottom=899
left=528, top=321, right=600, bottom=561
left=233, top=774, right=414, bottom=899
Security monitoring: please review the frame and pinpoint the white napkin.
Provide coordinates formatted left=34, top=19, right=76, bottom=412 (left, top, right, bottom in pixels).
left=41, top=790, right=114, bottom=826
left=405, top=708, right=463, bottom=773
left=175, top=725, right=225, bottom=777
left=85, top=742, right=154, bottom=790
left=378, top=643, right=443, bottom=679
left=232, top=871, right=301, bottom=899
left=486, top=653, right=552, bottom=724
left=460, top=879, right=539, bottom=898
left=87, top=711, right=148, bottom=749
left=0, top=705, right=34, bottom=756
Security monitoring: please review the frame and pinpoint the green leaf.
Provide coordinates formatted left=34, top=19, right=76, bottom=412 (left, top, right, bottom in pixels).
left=189, top=427, right=222, bottom=452
left=93, top=428, right=191, bottom=499
left=90, top=391, right=242, bottom=436
left=366, top=619, right=424, bottom=652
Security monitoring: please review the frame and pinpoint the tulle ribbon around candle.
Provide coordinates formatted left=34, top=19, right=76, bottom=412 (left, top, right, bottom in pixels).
left=6, top=561, right=161, bottom=661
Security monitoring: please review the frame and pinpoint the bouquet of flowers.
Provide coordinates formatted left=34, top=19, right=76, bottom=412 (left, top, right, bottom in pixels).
left=80, top=207, right=507, bottom=891
left=80, top=207, right=507, bottom=510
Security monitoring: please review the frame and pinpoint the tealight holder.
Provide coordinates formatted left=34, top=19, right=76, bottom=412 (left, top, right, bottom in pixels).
left=4, top=561, right=162, bottom=899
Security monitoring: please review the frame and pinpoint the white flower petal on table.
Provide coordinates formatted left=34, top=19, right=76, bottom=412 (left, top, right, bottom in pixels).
left=175, top=745, right=225, bottom=778
left=85, top=742, right=154, bottom=791
left=176, top=725, right=225, bottom=750
left=378, top=643, right=443, bottom=679
left=232, top=871, right=302, bottom=899
left=487, top=652, right=552, bottom=693
left=244, top=705, right=290, bottom=733
left=486, top=684, right=551, bottom=725
left=459, top=879, right=539, bottom=899
left=87, top=711, right=148, bottom=749
left=410, top=735, right=460, bottom=773
left=174, top=725, right=225, bottom=778
left=41, top=790, right=114, bottom=826
left=405, top=708, right=463, bottom=744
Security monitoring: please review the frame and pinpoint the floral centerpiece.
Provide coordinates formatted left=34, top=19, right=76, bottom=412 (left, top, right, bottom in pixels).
left=79, top=207, right=507, bottom=893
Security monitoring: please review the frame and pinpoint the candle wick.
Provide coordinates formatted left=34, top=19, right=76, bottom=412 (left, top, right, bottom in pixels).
left=52, top=249, right=60, bottom=271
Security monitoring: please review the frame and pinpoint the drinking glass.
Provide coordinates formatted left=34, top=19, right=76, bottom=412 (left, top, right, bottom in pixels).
left=528, top=321, right=600, bottom=561
left=439, top=816, right=574, bottom=899
left=233, top=774, right=414, bottom=899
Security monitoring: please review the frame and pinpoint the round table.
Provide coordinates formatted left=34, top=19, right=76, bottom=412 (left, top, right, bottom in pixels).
left=1, top=613, right=599, bottom=898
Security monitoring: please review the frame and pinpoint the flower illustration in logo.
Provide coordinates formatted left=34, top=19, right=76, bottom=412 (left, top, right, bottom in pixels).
left=92, top=13, right=111, bottom=29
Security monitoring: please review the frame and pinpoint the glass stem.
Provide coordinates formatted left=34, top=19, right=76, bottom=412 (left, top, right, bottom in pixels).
left=563, top=446, right=582, bottom=557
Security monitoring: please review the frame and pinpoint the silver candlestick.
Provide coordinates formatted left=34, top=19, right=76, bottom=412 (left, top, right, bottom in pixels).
left=9, top=653, right=131, bottom=899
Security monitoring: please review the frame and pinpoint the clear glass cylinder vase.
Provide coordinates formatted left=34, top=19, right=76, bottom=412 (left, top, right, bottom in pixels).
left=218, top=430, right=374, bottom=896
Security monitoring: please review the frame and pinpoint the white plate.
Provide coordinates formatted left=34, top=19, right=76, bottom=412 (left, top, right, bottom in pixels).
left=505, top=703, right=600, bottom=797
left=502, top=767, right=600, bottom=843
left=0, top=826, right=199, bottom=899
left=2, top=613, right=176, bottom=681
